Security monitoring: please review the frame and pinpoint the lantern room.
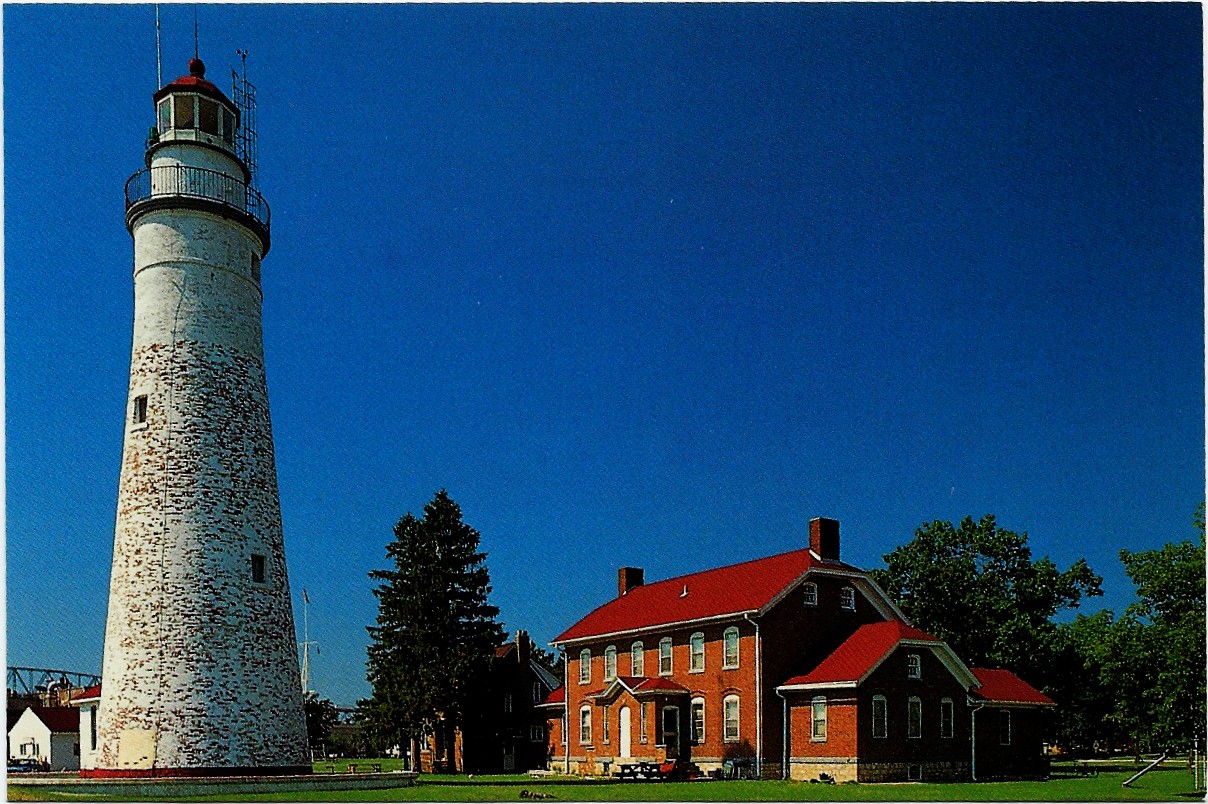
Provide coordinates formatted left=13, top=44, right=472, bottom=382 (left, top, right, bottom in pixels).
left=151, top=57, right=239, bottom=154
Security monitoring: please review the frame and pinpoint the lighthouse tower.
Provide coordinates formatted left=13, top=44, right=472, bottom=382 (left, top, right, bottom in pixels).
left=93, top=58, right=309, bottom=777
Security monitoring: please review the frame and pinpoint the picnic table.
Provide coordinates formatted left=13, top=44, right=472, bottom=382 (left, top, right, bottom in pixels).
left=346, top=762, right=383, bottom=773
left=618, top=760, right=675, bottom=780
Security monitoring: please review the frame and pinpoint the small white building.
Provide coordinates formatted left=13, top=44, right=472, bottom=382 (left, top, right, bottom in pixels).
left=7, top=706, right=81, bottom=771
left=69, top=685, right=101, bottom=771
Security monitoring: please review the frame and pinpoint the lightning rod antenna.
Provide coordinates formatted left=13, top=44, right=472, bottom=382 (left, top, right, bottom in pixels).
left=193, top=5, right=199, bottom=59
left=155, top=5, right=162, bottom=88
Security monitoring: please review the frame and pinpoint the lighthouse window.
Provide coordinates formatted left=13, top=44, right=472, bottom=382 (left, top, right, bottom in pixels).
left=251, top=553, right=267, bottom=584
left=198, top=98, right=219, bottom=135
left=132, top=394, right=148, bottom=425
left=222, top=108, right=235, bottom=144
left=157, top=99, right=172, bottom=133
left=251, top=253, right=261, bottom=283
left=174, top=94, right=195, bottom=129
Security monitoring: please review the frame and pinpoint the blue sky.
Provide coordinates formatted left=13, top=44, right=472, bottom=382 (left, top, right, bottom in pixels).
left=5, top=3, right=1203, bottom=709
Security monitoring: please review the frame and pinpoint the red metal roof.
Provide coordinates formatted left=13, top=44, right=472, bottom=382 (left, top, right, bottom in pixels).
left=554, top=548, right=858, bottom=642
left=153, top=58, right=235, bottom=110
left=780, top=620, right=941, bottom=687
left=19, top=706, right=80, bottom=733
left=540, top=686, right=565, bottom=706
left=970, top=668, right=1055, bottom=706
left=628, top=676, right=689, bottom=694
left=70, top=685, right=101, bottom=703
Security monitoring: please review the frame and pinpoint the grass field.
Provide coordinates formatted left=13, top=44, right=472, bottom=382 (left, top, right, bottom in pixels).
left=8, top=765, right=1202, bottom=802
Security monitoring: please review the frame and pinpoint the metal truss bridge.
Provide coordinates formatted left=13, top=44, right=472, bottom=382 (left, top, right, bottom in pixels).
left=7, top=666, right=101, bottom=696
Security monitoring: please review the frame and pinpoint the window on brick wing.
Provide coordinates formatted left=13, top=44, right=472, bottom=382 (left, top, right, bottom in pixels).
left=659, top=638, right=673, bottom=675
left=907, top=696, right=922, bottom=739
left=722, top=626, right=739, bottom=669
left=872, top=695, right=887, bottom=739
left=690, top=697, right=705, bottom=744
left=602, top=704, right=610, bottom=744
left=840, top=586, right=856, bottom=610
left=689, top=632, right=705, bottom=672
left=579, top=706, right=592, bottom=745
left=723, top=695, right=740, bottom=742
left=631, top=641, right=644, bottom=676
left=604, top=645, right=617, bottom=681
left=579, top=649, right=591, bottom=684
left=811, top=696, right=827, bottom=741
left=802, top=582, right=818, bottom=606
left=907, top=654, right=921, bottom=679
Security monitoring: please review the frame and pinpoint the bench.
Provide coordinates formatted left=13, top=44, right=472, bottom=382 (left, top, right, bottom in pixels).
left=347, top=762, right=382, bottom=773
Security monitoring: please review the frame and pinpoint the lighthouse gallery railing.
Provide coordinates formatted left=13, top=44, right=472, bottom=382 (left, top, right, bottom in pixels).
left=124, top=165, right=270, bottom=233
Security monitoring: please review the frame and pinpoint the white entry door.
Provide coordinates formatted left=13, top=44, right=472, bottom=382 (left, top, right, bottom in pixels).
left=618, top=705, right=632, bottom=758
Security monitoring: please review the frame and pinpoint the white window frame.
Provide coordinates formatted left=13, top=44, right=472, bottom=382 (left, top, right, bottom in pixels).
left=579, top=705, right=592, bottom=745
left=872, top=694, right=888, bottom=739
left=690, top=697, right=706, bottom=744
left=604, top=645, right=617, bottom=681
left=659, top=637, right=673, bottom=675
left=999, top=709, right=1012, bottom=745
left=840, top=586, right=856, bottom=611
left=532, top=681, right=543, bottom=704
left=579, top=649, right=591, bottom=684
left=811, top=696, right=828, bottom=742
left=631, top=641, right=644, bottom=676
left=940, top=698, right=954, bottom=739
left=531, top=724, right=544, bottom=743
left=802, top=582, right=818, bottom=606
left=907, top=696, right=922, bottom=739
left=689, top=632, right=705, bottom=673
left=723, top=694, right=740, bottom=742
left=907, top=653, right=921, bottom=679
left=722, top=626, right=740, bottom=669
left=602, top=704, right=611, bottom=744
left=639, top=702, right=648, bottom=744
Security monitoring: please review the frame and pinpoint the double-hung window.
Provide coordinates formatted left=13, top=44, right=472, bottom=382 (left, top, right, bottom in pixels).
left=689, top=632, right=705, bottom=672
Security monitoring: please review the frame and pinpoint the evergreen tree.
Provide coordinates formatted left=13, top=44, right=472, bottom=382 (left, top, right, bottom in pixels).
left=362, top=490, right=504, bottom=767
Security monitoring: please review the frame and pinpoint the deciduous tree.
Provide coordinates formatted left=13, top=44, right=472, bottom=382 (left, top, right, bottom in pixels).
left=871, top=514, right=1102, bottom=685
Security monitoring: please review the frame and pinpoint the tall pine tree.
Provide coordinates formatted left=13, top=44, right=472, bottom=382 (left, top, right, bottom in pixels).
left=362, top=490, right=504, bottom=768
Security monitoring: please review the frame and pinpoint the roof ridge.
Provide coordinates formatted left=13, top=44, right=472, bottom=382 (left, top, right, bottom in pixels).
left=634, top=547, right=814, bottom=589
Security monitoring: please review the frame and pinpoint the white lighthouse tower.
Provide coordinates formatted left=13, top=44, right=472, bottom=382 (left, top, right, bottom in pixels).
left=92, top=57, right=310, bottom=777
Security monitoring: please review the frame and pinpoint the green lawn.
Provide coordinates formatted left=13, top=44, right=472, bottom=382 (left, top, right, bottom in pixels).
left=9, top=767, right=1201, bottom=802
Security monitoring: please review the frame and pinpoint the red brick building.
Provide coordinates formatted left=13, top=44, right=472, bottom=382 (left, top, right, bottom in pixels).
left=541, top=518, right=1053, bottom=782
left=419, top=631, right=561, bottom=774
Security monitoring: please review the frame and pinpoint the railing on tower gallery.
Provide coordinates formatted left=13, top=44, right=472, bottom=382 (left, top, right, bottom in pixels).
left=124, top=164, right=271, bottom=234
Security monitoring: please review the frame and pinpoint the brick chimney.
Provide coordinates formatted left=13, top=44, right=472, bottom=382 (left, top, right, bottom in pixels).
left=618, top=567, right=644, bottom=597
left=516, top=630, right=531, bottom=662
left=810, top=517, right=840, bottom=561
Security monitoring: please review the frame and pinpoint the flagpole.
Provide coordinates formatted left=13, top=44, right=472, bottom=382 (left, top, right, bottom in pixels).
left=301, top=589, right=311, bottom=695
